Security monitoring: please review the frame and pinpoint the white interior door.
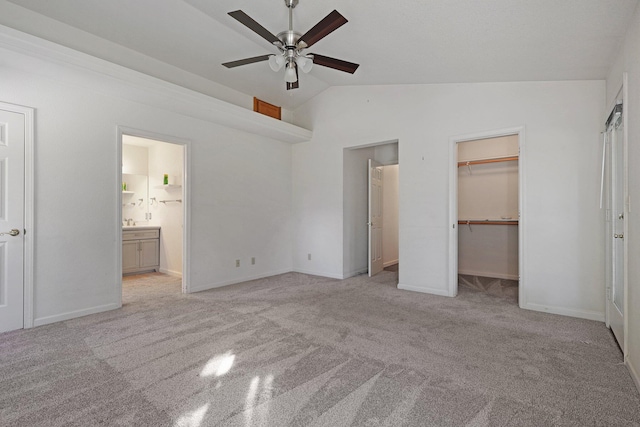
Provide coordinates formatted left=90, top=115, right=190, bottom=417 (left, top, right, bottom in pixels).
left=607, top=104, right=625, bottom=349
left=0, top=108, right=25, bottom=333
left=368, top=159, right=384, bottom=277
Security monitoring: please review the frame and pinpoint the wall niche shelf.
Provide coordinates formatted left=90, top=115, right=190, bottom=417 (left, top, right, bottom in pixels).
left=155, top=184, right=181, bottom=190
left=122, top=190, right=135, bottom=194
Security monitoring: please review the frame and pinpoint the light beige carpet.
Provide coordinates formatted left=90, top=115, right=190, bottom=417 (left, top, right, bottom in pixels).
left=1, top=271, right=639, bottom=426
left=458, top=274, right=519, bottom=305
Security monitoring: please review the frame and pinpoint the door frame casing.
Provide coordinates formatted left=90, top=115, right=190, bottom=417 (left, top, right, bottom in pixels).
left=116, top=126, right=191, bottom=303
left=623, top=72, right=629, bottom=360
left=448, top=126, right=526, bottom=304
left=0, top=101, right=35, bottom=329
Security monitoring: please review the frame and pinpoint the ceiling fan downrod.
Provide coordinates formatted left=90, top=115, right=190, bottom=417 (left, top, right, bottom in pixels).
left=285, top=0, right=298, bottom=33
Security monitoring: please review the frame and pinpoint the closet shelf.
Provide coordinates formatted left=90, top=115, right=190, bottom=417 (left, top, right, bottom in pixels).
left=458, top=220, right=518, bottom=226
left=458, top=155, right=518, bottom=167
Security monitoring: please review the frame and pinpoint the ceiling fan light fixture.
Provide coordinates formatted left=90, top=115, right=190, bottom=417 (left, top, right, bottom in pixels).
left=296, top=55, right=313, bottom=73
left=268, top=54, right=285, bottom=71
left=284, top=61, right=298, bottom=82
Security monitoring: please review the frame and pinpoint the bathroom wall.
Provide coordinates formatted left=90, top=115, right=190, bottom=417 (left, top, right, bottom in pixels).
left=122, top=144, right=148, bottom=175
left=148, top=141, right=184, bottom=277
left=122, top=144, right=149, bottom=224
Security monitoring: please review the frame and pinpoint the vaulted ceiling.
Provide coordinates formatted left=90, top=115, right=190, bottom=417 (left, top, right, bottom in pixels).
left=1, top=0, right=637, bottom=109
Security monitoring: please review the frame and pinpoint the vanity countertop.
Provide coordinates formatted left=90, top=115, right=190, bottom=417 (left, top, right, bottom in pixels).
left=123, top=225, right=161, bottom=231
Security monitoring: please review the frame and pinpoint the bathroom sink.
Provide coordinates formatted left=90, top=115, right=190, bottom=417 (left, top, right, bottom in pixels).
left=122, top=225, right=160, bottom=231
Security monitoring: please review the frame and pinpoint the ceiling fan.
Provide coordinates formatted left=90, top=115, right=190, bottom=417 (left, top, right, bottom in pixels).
left=222, top=0, right=359, bottom=90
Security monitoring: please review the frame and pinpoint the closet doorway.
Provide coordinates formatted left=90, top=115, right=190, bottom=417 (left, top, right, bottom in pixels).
left=448, top=128, right=524, bottom=304
left=117, top=128, right=190, bottom=303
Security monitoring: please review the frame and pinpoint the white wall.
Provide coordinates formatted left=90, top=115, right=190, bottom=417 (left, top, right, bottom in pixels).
left=606, top=2, right=640, bottom=390
left=0, top=45, right=294, bottom=326
left=148, top=141, right=183, bottom=277
left=458, top=225, right=519, bottom=279
left=382, top=164, right=399, bottom=267
left=292, top=81, right=605, bottom=320
left=458, top=161, right=518, bottom=220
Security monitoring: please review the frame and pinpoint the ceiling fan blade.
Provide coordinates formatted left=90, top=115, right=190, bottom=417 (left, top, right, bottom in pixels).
left=298, top=10, right=347, bottom=48
left=287, top=63, right=299, bottom=90
left=228, top=10, right=281, bottom=45
left=311, top=54, right=359, bottom=74
left=222, top=55, right=270, bottom=68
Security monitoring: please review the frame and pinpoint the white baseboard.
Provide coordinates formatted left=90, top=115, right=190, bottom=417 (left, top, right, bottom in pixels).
left=189, top=269, right=293, bottom=293
left=627, top=357, right=640, bottom=394
left=159, top=268, right=182, bottom=278
left=398, top=283, right=452, bottom=297
left=383, top=260, right=399, bottom=268
left=522, top=302, right=604, bottom=322
left=292, top=268, right=344, bottom=280
left=33, top=302, right=121, bottom=327
left=458, top=269, right=518, bottom=281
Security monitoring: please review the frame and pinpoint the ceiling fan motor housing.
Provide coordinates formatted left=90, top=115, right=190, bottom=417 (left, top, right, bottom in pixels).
left=277, top=31, right=304, bottom=50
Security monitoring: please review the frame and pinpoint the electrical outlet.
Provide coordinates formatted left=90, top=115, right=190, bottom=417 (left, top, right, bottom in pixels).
left=308, top=253, right=311, bottom=261
left=251, top=257, right=255, bottom=265
left=235, top=259, right=240, bottom=268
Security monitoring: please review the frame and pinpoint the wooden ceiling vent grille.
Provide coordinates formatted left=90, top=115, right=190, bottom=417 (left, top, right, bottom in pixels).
left=253, top=97, right=281, bottom=120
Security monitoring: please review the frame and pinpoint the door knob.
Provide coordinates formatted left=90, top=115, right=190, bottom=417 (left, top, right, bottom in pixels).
left=0, top=229, right=20, bottom=237
left=614, top=233, right=624, bottom=239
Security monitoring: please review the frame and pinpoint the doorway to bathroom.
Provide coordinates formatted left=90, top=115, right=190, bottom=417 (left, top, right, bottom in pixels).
left=117, top=128, right=189, bottom=301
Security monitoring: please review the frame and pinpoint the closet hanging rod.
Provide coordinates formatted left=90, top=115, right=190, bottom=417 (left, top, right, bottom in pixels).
left=458, top=220, right=518, bottom=226
left=457, top=155, right=518, bottom=167
left=159, top=199, right=182, bottom=204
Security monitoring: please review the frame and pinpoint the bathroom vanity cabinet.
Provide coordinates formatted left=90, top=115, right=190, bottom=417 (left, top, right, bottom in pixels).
left=122, top=227, right=160, bottom=274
